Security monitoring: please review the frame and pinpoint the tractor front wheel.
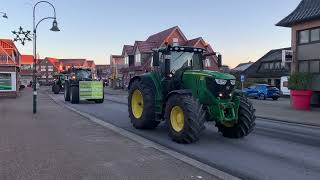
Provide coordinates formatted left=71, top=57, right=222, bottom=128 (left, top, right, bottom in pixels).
left=216, top=96, right=255, bottom=138
left=64, top=82, right=70, bottom=101
left=165, top=94, right=205, bottom=144
left=128, top=80, right=159, bottom=129
left=52, top=84, right=60, bottom=94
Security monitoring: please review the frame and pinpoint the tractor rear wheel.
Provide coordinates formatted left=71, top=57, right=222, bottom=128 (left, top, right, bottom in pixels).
left=216, top=96, right=255, bottom=138
left=165, top=94, right=205, bottom=144
left=70, top=86, right=80, bottom=104
left=128, top=80, right=159, bottom=129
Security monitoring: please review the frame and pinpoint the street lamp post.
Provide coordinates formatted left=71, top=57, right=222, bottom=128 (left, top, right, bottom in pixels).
left=33, top=1, right=60, bottom=114
left=0, top=12, right=8, bottom=19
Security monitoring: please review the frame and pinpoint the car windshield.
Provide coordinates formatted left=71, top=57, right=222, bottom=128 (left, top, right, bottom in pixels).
left=76, top=69, right=92, bottom=79
left=267, top=86, right=278, bottom=90
left=170, top=51, right=202, bottom=72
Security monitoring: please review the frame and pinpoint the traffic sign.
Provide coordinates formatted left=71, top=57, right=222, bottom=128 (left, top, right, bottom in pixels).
left=240, top=75, right=245, bottom=82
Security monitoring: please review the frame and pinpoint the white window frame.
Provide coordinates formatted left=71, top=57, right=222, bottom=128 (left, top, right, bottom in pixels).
left=135, top=53, right=141, bottom=63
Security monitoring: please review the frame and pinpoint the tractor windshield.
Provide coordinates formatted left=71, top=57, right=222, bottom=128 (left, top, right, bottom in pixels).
left=76, top=69, right=92, bottom=79
left=170, top=52, right=202, bottom=72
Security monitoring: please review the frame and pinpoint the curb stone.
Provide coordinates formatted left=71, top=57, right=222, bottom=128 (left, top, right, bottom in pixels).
left=48, top=94, right=240, bottom=180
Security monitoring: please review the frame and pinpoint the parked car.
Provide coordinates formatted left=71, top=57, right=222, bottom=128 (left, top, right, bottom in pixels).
left=244, top=84, right=280, bottom=100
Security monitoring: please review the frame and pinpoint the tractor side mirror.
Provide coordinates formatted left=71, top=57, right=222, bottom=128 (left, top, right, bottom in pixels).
left=217, top=54, right=222, bottom=68
left=153, top=52, right=159, bottom=67
left=165, top=58, right=171, bottom=76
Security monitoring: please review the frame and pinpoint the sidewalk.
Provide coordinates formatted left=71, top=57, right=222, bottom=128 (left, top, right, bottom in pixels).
left=0, top=88, right=218, bottom=180
left=251, top=98, right=320, bottom=126
left=103, top=87, right=320, bottom=126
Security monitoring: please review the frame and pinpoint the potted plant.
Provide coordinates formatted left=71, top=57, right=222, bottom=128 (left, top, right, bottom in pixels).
left=288, top=72, right=313, bottom=110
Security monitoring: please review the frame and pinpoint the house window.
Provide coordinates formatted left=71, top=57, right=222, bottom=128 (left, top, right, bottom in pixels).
left=311, top=28, right=320, bottom=42
left=205, top=58, right=211, bottom=67
left=298, top=30, right=310, bottom=44
left=310, top=61, right=320, bottom=73
left=263, top=63, right=269, bottom=70
left=275, top=62, right=280, bottom=69
left=299, top=61, right=309, bottom=73
left=124, top=56, right=129, bottom=65
left=135, top=53, right=141, bottom=63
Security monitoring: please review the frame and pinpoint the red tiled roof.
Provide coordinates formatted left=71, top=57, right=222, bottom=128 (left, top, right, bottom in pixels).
left=87, top=60, right=95, bottom=68
left=146, top=26, right=179, bottom=46
left=135, top=41, right=157, bottom=53
left=184, top=37, right=202, bottom=46
left=0, top=39, right=16, bottom=49
left=123, top=45, right=134, bottom=55
left=21, top=55, right=34, bottom=64
left=59, top=59, right=87, bottom=66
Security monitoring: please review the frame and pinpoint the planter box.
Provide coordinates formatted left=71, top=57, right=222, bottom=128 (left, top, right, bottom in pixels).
left=290, top=90, right=313, bottom=110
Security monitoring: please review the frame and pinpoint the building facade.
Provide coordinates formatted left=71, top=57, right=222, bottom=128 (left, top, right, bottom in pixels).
left=277, top=0, right=320, bottom=104
left=0, top=39, right=21, bottom=97
left=244, top=48, right=291, bottom=89
left=20, top=55, right=34, bottom=87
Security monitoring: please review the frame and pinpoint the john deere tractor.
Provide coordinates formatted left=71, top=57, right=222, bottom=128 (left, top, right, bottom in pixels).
left=128, top=44, right=255, bottom=144
left=52, top=73, right=66, bottom=94
left=64, top=67, right=104, bottom=104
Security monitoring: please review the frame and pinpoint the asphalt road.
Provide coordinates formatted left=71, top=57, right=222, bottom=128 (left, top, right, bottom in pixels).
left=52, top=93, right=320, bottom=180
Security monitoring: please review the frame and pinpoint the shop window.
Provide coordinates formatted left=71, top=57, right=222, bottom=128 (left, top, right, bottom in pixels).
left=299, top=61, right=309, bottom=73
left=299, top=30, right=309, bottom=44
left=310, top=61, right=320, bottom=73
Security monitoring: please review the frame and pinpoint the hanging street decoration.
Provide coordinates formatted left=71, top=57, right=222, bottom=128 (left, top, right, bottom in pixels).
left=12, top=26, right=32, bottom=45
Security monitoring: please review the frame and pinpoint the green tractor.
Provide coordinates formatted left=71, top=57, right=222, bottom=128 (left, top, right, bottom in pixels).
left=128, top=45, right=255, bottom=144
left=52, top=73, right=67, bottom=94
left=64, top=67, right=104, bottom=104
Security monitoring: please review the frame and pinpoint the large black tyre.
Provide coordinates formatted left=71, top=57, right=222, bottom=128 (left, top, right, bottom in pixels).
left=128, top=80, right=159, bottom=129
left=64, top=81, right=70, bottom=101
left=165, top=94, right=205, bottom=144
left=70, top=86, right=80, bottom=104
left=52, top=84, right=60, bottom=94
left=216, top=96, right=256, bottom=138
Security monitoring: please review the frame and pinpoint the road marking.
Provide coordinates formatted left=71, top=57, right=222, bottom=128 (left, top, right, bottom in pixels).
left=49, top=94, right=240, bottom=180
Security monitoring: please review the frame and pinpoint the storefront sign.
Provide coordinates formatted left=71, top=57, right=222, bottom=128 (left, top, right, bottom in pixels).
left=0, top=72, right=16, bottom=91
left=79, top=81, right=103, bottom=100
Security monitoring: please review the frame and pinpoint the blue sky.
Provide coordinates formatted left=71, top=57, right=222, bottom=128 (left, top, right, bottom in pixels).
left=0, top=0, right=301, bottom=67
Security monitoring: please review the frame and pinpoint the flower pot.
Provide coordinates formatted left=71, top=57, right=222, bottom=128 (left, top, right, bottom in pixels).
left=290, top=90, right=313, bottom=110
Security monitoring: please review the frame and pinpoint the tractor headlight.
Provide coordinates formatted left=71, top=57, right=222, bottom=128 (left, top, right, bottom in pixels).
left=215, top=79, right=227, bottom=85
left=230, top=80, right=236, bottom=85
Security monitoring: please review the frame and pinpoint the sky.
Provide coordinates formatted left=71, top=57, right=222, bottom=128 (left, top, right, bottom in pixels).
left=0, top=0, right=301, bottom=68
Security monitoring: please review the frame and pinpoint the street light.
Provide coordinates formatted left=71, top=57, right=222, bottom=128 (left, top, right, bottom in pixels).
left=0, top=12, right=8, bottom=19
left=33, top=1, right=60, bottom=114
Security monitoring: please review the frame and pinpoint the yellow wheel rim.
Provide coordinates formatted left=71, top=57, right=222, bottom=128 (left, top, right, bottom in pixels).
left=170, top=106, right=185, bottom=132
left=223, top=122, right=235, bottom=128
left=131, top=89, right=144, bottom=119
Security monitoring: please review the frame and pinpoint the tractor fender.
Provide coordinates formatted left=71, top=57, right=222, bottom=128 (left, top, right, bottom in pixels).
left=128, top=76, right=141, bottom=90
left=128, top=75, right=156, bottom=93
left=163, top=89, right=193, bottom=115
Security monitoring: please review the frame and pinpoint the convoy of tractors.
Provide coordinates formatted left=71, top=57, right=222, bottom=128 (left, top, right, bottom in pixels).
left=52, top=42, right=256, bottom=144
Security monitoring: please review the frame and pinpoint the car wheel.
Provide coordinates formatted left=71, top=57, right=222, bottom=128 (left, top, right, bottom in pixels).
left=259, top=93, right=266, bottom=100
